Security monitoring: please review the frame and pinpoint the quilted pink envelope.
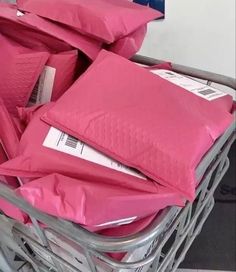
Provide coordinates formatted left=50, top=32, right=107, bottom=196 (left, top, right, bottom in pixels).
left=0, top=5, right=78, bottom=109
left=17, top=173, right=183, bottom=227
left=42, top=50, right=234, bottom=200
left=0, top=102, right=182, bottom=226
left=0, top=33, right=49, bottom=116
left=17, top=0, right=162, bottom=44
left=0, top=103, right=164, bottom=194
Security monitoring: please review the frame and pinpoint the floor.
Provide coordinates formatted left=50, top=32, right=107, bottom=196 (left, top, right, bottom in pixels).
left=180, top=142, right=236, bottom=271
left=178, top=270, right=234, bottom=272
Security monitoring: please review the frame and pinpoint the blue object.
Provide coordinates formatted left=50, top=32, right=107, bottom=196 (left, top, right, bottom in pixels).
left=133, top=0, right=165, bottom=18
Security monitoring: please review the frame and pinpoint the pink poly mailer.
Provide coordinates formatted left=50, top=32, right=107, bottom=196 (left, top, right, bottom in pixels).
left=0, top=3, right=73, bottom=53
left=0, top=33, right=49, bottom=116
left=108, top=25, right=147, bottom=59
left=0, top=103, right=166, bottom=195
left=17, top=173, right=183, bottom=227
left=0, top=99, right=28, bottom=222
left=18, top=14, right=102, bottom=60
left=42, top=50, right=234, bottom=200
left=0, top=4, right=80, bottom=103
left=0, top=3, right=102, bottom=59
left=0, top=145, right=19, bottom=188
left=17, top=0, right=162, bottom=44
left=18, top=13, right=102, bottom=60
left=29, top=50, right=78, bottom=105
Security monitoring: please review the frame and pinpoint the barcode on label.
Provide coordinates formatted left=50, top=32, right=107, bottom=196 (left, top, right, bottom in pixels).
left=65, top=135, right=78, bottom=149
left=150, top=69, right=226, bottom=101
left=43, top=127, right=147, bottom=180
left=30, top=80, right=40, bottom=104
left=198, top=89, right=216, bottom=96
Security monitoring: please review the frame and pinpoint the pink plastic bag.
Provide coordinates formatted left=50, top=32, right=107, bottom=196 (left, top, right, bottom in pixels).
left=108, top=25, right=147, bottom=59
left=17, top=173, right=182, bottom=227
left=0, top=103, right=167, bottom=195
left=17, top=0, right=162, bottom=44
left=0, top=99, right=19, bottom=184
left=0, top=3, right=102, bottom=59
left=42, top=50, right=233, bottom=200
left=0, top=3, right=72, bottom=53
left=0, top=145, right=19, bottom=188
left=0, top=7, right=79, bottom=105
left=18, top=13, right=102, bottom=60
left=0, top=197, right=29, bottom=223
left=0, top=33, right=49, bottom=115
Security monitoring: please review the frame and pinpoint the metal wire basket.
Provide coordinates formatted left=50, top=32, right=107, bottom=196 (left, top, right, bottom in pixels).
left=0, top=55, right=235, bottom=272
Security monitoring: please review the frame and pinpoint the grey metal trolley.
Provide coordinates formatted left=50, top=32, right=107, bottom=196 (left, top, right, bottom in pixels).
left=0, top=55, right=235, bottom=272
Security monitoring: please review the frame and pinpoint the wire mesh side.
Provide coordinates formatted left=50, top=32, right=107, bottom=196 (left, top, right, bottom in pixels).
left=3, top=136, right=233, bottom=272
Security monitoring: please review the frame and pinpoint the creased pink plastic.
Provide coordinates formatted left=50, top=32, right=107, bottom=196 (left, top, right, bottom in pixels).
left=17, top=0, right=163, bottom=44
left=17, top=104, right=44, bottom=126
left=17, top=173, right=183, bottom=227
left=0, top=98, right=20, bottom=188
left=0, top=3, right=72, bottom=53
left=45, top=51, right=78, bottom=101
left=0, top=103, right=180, bottom=196
left=0, top=99, right=29, bottom=223
left=0, top=101, right=20, bottom=205
left=0, top=5, right=78, bottom=103
left=0, top=33, right=49, bottom=116
left=18, top=13, right=102, bottom=60
left=0, top=99, right=20, bottom=159
left=0, top=197, right=28, bottom=223
left=0, top=3, right=102, bottom=59
left=0, top=145, right=19, bottom=188
left=108, top=25, right=147, bottom=59
left=42, top=50, right=234, bottom=200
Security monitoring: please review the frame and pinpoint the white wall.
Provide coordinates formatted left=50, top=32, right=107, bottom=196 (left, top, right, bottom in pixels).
left=139, top=0, right=236, bottom=79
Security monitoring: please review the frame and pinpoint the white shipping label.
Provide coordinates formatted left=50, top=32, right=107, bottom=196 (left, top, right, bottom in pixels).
left=43, top=127, right=146, bottom=180
left=151, top=69, right=226, bottom=101
left=30, top=66, right=56, bottom=105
